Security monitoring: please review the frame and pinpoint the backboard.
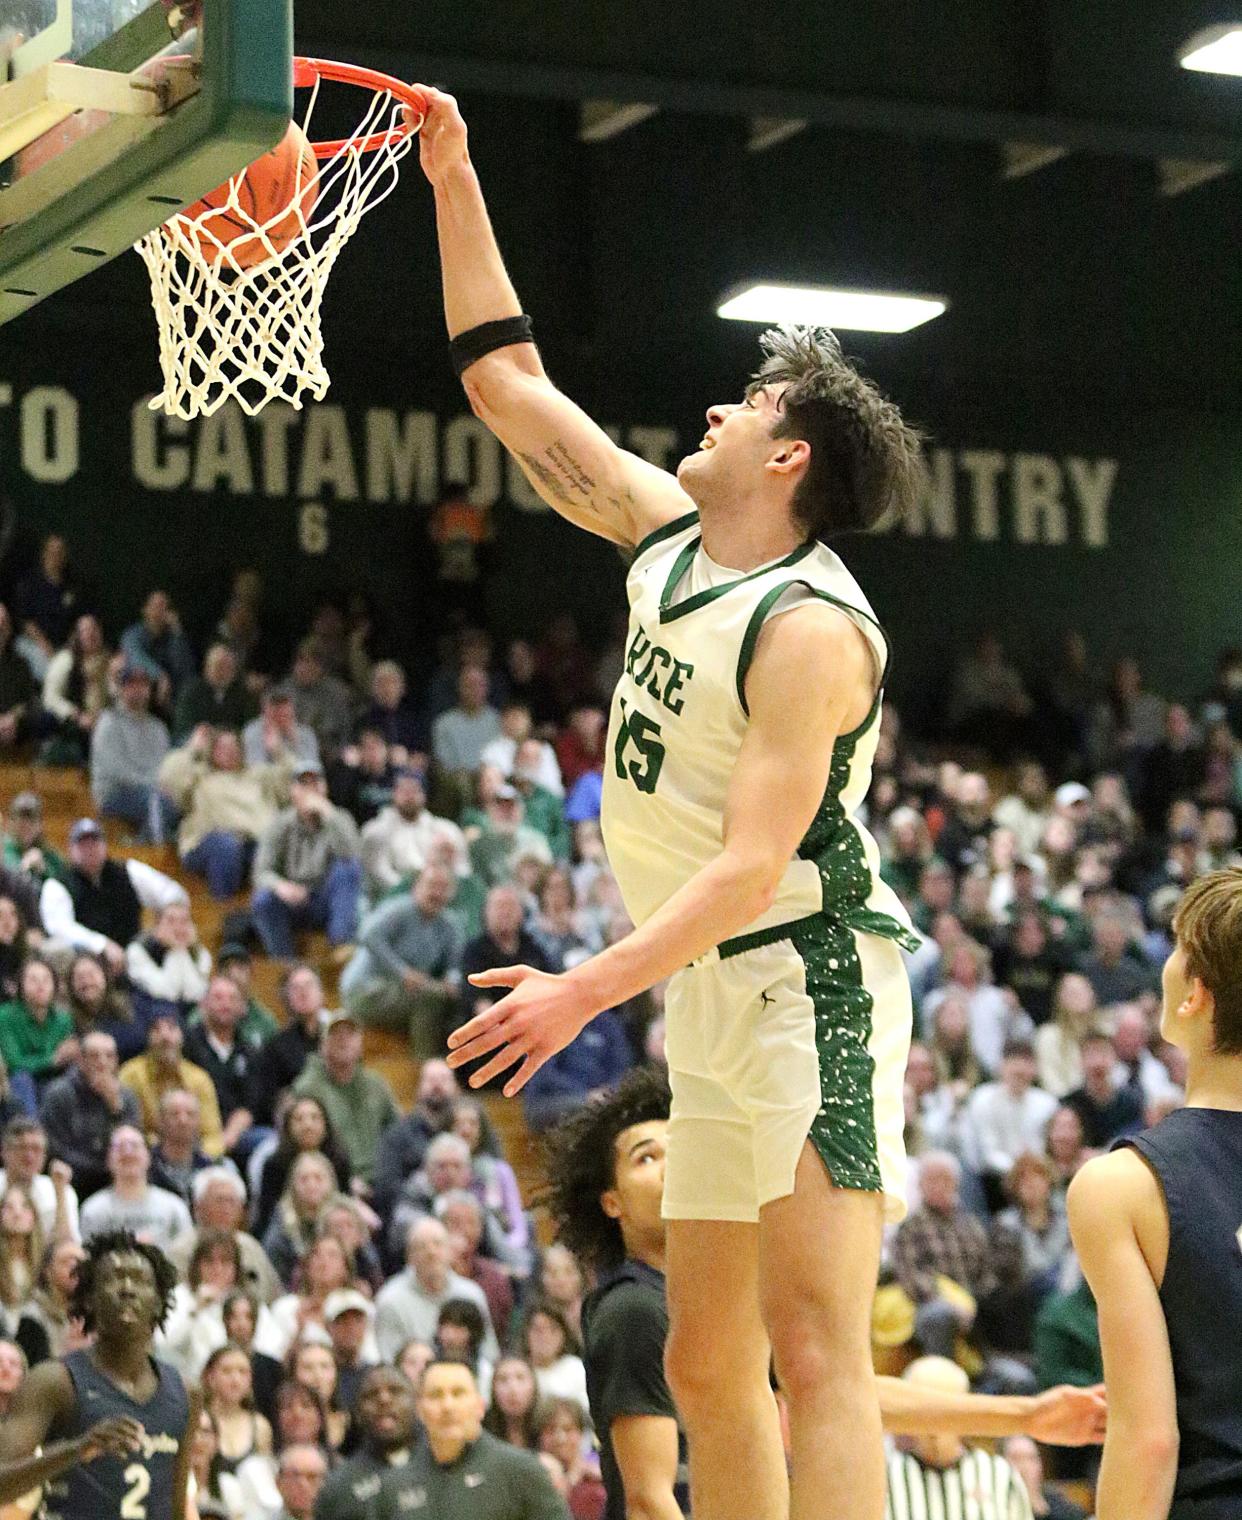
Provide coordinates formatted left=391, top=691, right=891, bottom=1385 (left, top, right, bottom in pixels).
left=0, top=0, right=293, bottom=324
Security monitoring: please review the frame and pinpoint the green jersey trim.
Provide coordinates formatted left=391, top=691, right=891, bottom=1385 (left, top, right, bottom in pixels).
left=734, top=580, right=891, bottom=733
left=631, top=510, right=699, bottom=565
left=658, top=537, right=816, bottom=624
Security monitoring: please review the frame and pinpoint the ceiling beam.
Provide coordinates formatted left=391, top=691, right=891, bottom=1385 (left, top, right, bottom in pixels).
left=578, top=99, right=658, bottom=142
left=1001, top=141, right=1069, bottom=179
left=1157, top=157, right=1231, bottom=196
left=747, top=116, right=807, bottom=153
left=371, top=49, right=1242, bottom=166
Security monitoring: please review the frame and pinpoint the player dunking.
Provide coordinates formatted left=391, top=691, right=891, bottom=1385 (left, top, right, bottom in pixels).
left=419, top=93, right=924, bottom=1520
left=1068, top=868, right=1242, bottom=1520
left=0, top=1230, right=197, bottom=1520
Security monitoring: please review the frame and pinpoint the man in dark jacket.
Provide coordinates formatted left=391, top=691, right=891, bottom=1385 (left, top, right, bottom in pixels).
left=183, top=976, right=262, bottom=1156
left=39, top=1032, right=141, bottom=1199
left=372, top=1058, right=460, bottom=1217
left=251, top=964, right=325, bottom=1126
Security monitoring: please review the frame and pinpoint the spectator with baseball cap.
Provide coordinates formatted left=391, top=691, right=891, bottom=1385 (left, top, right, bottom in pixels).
left=250, top=761, right=363, bottom=961
left=89, top=661, right=176, bottom=842
left=39, top=818, right=186, bottom=976
left=1053, top=781, right=1093, bottom=815
left=211, top=943, right=280, bottom=1042
left=468, top=785, right=551, bottom=889
left=324, top=1287, right=378, bottom=1406
left=2, top=793, right=65, bottom=887
left=292, top=1009, right=398, bottom=1187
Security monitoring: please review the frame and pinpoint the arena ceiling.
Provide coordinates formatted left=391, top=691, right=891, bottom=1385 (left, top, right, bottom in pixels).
left=299, top=0, right=1242, bottom=188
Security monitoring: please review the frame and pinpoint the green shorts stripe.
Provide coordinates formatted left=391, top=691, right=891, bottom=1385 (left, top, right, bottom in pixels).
left=789, top=916, right=883, bottom=1196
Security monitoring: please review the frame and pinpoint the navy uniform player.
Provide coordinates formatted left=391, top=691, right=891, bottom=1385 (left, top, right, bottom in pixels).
left=1069, top=868, right=1242, bottom=1520
left=0, top=1230, right=197, bottom=1520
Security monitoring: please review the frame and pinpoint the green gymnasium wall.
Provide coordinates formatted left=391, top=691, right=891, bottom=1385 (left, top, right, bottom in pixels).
left=0, top=89, right=1237, bottom=719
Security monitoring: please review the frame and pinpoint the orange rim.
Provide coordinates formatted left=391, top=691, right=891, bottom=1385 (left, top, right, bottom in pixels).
left=292, top=57, right=429, bottom=158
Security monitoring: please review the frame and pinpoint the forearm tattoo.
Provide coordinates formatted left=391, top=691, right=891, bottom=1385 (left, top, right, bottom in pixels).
left=518, top=440, right=596, bottom=505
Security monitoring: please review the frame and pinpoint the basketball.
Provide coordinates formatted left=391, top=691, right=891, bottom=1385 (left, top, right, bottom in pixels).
left=184, top=120, right=320, bottom=271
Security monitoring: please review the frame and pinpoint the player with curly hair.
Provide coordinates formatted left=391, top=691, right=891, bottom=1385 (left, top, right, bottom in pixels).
left=545, top=1070, right=1106, bottom=1520
left=0, top=1229, right=199, bottom=1520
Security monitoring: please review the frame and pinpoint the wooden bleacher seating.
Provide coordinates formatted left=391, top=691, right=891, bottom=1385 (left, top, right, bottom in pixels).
left=0, top=760, right=548, bottom=1212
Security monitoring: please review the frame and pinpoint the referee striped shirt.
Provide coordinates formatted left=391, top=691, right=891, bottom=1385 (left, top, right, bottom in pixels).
left=885, top=1448, right=1035, bottom=1520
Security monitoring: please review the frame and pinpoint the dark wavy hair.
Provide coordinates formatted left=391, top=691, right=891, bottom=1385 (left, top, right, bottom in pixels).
left=481, top=1354, right=540, bottom=1449
left=747, top=325, right=925, bottom=539
left=70, top=1230, right=178, bottom=1332
left=540, top=1067, right=671, bottom=1274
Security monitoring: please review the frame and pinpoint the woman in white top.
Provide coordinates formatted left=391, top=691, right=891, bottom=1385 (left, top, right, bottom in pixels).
left=1034, top=972, right=1099, bottom=1098
left=125, top=901, right=212, bottom=1015
left=158, top=1232, right=279, bottom=1378
left=256, top=1233, right=367, bottom=1363
left=0, top=1187, right=43, bottom=1337
left=40, top=614, right=110, bottom=764
left=520, top=1301, right=588, bottom=1411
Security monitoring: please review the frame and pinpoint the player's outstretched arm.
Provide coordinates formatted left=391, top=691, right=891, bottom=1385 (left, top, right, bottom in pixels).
left=1067, top=1151, right=1178, bottom=1520
left=876, top=1376, right=1106, bottom=1444
left=418, top=88, right=692, bottom=549
left=0, top=1363, right=143, bottom=1506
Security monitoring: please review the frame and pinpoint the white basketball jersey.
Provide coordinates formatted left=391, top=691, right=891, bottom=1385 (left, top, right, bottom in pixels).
left=600, top=511, right=916, bottom=949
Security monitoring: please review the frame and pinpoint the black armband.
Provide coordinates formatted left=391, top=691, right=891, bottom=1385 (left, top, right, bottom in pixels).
left=449, top=315, right=537, bottom=378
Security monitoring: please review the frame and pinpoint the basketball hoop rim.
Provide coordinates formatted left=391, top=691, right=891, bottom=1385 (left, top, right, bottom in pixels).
left=291, top=57, right=429, bottom=158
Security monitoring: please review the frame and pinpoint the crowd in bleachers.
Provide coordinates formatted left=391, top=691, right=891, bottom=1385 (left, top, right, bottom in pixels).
left=0, top=526, right=1233, bottom=1514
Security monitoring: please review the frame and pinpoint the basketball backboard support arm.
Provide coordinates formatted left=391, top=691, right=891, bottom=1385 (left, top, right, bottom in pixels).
left=0, top=57, right=191, bottom=164
left=0, top=0, right=293, bottom=325
left=8, top=0, right=73, bottom=78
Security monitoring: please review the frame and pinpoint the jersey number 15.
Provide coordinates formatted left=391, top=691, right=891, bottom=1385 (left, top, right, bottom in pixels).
left=614, top=701, right=665, bottom=795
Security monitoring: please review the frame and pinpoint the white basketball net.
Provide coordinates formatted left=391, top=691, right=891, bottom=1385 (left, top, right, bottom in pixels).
left=136, top=70, right=417, bottom=419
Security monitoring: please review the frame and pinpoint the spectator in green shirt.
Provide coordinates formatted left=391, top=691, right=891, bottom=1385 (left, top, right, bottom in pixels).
left=1033, top=1273, right=1102, bottom=1390
left=2, top=793, right=67, bottom=888
left=0, top=957, right=77, bottom=1113
left=511, top=740, right=571, bottom=860
left=293, top=1010, right=398, bottom=1185
left=468, top=787, right=552, bottom=889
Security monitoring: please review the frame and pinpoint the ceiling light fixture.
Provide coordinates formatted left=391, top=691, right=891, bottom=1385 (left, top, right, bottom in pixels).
left=1179, top=25, right=1242, bottom=75
left=717, top=282, right=947, bottom=333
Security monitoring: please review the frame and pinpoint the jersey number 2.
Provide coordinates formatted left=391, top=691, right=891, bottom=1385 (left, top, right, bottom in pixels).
left=614, top=702, right=665, bottom=794
left=120, top=1464, right=150, bottom=1520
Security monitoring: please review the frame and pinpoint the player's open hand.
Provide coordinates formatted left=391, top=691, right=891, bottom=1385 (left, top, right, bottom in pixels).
left=79, top=1416, right=145, bottom=1463
left=1025, top=1383, right=1107, bottom=1446
left=449, top=966, right=598, bottom=1096
left=414, top=88, right=470, bottom=188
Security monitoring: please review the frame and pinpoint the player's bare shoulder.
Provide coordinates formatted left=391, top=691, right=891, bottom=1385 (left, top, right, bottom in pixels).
left=1068, top=1146, right=1169, bottom=1275
left=745, top=598, right=876, bottom=730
